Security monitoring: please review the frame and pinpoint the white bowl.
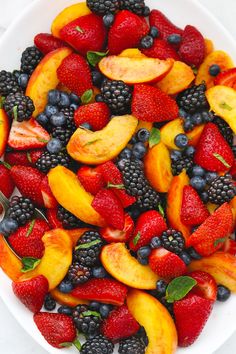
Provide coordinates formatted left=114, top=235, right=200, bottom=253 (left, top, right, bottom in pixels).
left=1, top=0, right=236, bottom=353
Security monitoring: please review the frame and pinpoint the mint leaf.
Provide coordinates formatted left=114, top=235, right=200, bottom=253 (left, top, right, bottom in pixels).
left=82, top=311, right=101, bottom=318
left=75, top=26, right=84, bottom=33
left=60, top=342, right=72, bottom=348
left=219, top=102, right=232, bottom=111
left=214, top=237, right=227, bottom=247
left=166, top=276, right=197, bottom=303
left=87, top=50, right=109, bottom=67
left=13, top=106, right=18, bottom=121
left=149, top=128, right=161, bottom=148
left=27, top=152, right=32, bottom=163
left=213, top=153, right=231, bottom=168
left=73, top=338, right=82, bottom=351
left=83, top=139, right=102, bottom=147
left=192, top=66, right=198, bottom=75
left=133, top=232, right=141, bottom=246
left=107, top=183, right=125, bottom=190
left=0, top=96, right=5, bottom=108
left=157, top=204, right=165, bottom=217
left=21, top=257, right=40, bottom=273
left=75, top=239, right=102, bottom=250
left=0, top=161, right=11, bottom=170
left=26, top=219, right=36, bottom=237
left=37, top=138, right=49, bottom=143
left=81, top=89, right=93, bottom=104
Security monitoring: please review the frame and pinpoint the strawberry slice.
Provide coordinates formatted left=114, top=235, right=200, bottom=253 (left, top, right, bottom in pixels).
left=141, top=39, right=180, bottom=60
left=40, top=176, right=58, bottom=209
left=0, top=164, right=14, bottom=213
left=214, top=67, right=236, bottom=89
left=149, top=9, right=183, bottom=41
left=74, top=103, right=110, bottom=131
left=189, top=270, right=217, bottom=302
left=223, top=239, right=236, bottom=255
left=100, top=213, right=134, bottom=243
left=77, top=166, right=106, bottom=196
left=5, top=149, right=43, bottom=167
left=179, top=25, right=205, bottom=68
left=46, top=208, right=63, bottom=229
left=34, top=33, right=68, bottom=54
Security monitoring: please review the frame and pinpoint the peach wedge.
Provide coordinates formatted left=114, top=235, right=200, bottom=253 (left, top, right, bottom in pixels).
left=127, top=290, right=177, bottom=354
left=101, top=243, right=159, bottom=290
left=0, top=235, right=22, bottom=281
left=26, top=47, right=72, bottom=117
left=67, top=115, right=138, bottom=164
left=51, top=289, right=89, bottom=307
left=0, top=108, right=9, bottom=158
left=99, top=56, right=174, bottom=84
left=119, top=48, right=146, bottom=58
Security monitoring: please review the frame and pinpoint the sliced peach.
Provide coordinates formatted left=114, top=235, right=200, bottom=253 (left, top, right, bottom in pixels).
left=187, top=124, right=204, bottom=146
left=51, top=289, right=88, bottom=307
left=99, top=56, right=174, bottom=84
left=127, top=290, right=177, bottom=354
left=51, top=2, right=91, bottom=38
left=0, top=235, right=22, bottom=281
left=206, top=85, right=236, bottom=133
left=230, top=196, right=236, bottom=228
left=26, top=47, right=72, bottom=117
left=206, top=202, right=217, bottom=215
left=188, top=252, right=236, bottom=292
left=48, top=166, right=106, bottom=227
left=195, top=50, right=234, bottom=88
left=167, top=170, right=191, bottom=241
left=204, top=38, right=214, bottom=57
left=20, top=229, right=72, bottom=290
left=67, top=115, right=138, bottom=164
left=67, top=228, right=90, bottom=247
left=0, top=109, right=9, bottom=158
left=156, top=61, right=195, bottom=95
left=101, top=243, right=159, bottom=290
left=119, top=48, right=146, bottom=58
left=135, top=120, right=153, bottom=133
left=144, top=142, right=173, bottom=193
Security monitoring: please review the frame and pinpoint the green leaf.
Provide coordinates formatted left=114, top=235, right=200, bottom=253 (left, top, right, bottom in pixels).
left=73, top=338, right=82, bottom=351
left=75, top=239, right=102, bottom=250
left=26, top=219, right=36, bottom=237
left=219, top=102, right=233, bottom=111
left=133, top=232, right=141, bottom=246
left=60, top=342, right=72, bottom=348
left=81, top=89, right=93, bottom=104
left=192, top=66, right=198, bottom=75
left=213, top=153, right=231, bottom=168
left=149, top=128, right=161, bottom=148
left=0, top=161, right=11, bottom=170
left=83, top=139, right=102, bottom=147
left=87, top=50, right=109, bottom=67
left=214, top=237, right=227, bottom=247
left=21, top=257, right=41, bottom=273
left=166, top=276, right=197, bottom=303
left=13, top=106, right=18, bottom=121
left=37, top=137, right=49, bottom=143
left=27, top=152, right=32, bottom=163
left=107, top=183, right=125, bottom=190
left=75, top=26, right=84, bottom=33
left=157, top=204, right=165, bottom=217
left=82, top=311, right=101, bottom=318
left=0, top=96, right=5, bottom=108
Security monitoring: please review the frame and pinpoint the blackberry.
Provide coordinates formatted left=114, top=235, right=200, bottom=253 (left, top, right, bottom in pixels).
left=21, top=46, right=43, bottom=75
left=207, top=174, right=236, bottom=205
left=183, top=110, right=214, bottom=132
left=80, top=334, right=114, bottom=354
left=73, top=230, right=103, bottom=267
left=119, top=337, right=146, bottom=354
left=8, top=196, right=35, bottom=226
left=3, top=92, right=35, bottom=121
left=213, top=116, right=234, bottom=146
left=160, top=229, right=185, bottom=254
left=120, top=0, right=148, bottom=16
left=0, top=70, right=21, bottom=96
left=119, top=159, right=160, bottom=211
left=57, top=205, right=86, bottom=229
left=52, top=126, right=73, bottom=146
left=177, top=84, right=209, bottom=113
left=72, top=304, right=101, bottom=336
left=87, top=0, right=120, bottom=14
left=171, top=155, right=193, bottom=176
left=101, top=79, right=132, bottom=115
left=60, top=107, right=76, bottom=129
left=36, top=151, right=70, bottom=173
left=68, top=263, right=91, bottom=285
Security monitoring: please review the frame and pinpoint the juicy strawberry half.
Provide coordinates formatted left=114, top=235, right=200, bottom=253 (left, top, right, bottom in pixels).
left=149, top=9, right=183, bottom=40
left=34, top=33, right=68, bottom=54
left=74, top=102, right=110, bottom=131
left=189, top=270, right=217, bottom=302
left=5, top=149, right=43, bottom=167
left=40, top=175, right=58, bottom=209
left=100, top=213, right=134, bottom=243
left=0, top=164, right=14, bottom=213
left=179, top=25, right=205, bottom=68
left=223, top=239, right=236, bottom=256
left=141, top=38, right=180, bottom=60
left=77, top=166, right=106, bottom=195
left=214, top=67, right=236, bottom=89
left=46, top=208, right=63, bottom=229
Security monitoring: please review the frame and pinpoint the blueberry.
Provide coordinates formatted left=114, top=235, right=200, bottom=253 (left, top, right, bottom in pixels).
left=58, top=279, right=73, bottom=293
left=137, top=246, right=151, bottom=259
left=70, top=103, right=79, bottom=111
left=44, top=294, right=56, bottom=311
left=95, top=94, right=104, bottom=102
left=143, top=6, right=150, bottom=16
left=48, top=89, right=61, bottom=105
left=190, top=176, right=206, bottom=191
left=184, top=119, right=194, bottom=132
left=156, top=280, right=167, bottom=296
left=45, top=105, right=59, bottom=118
left=205, top=172, right=218, bottom=184
left=92, top=71, right=103, bottom=87
left=217, top=285, right=231, bottom=302
left=89, top=301, right=101, bottom=311
left=120, top=148, right=132, bottom=159
left=0, top=218, right=18, bottom=236
left=59, top=92, right=70, bottom=108
left=185, top=146, right=195, bottom=157
left=140, top=35, right=154, bottom=49
left=174, top=134, right=188, bottom=149
left=103, top=13, right=115, bottom=27
left=200, top=191, right=209, bottom=203
left=47, top=138, right=62, bottom=153
left=58, top=306, right=73, bottom=316
left=209, top=64, right=221, bottom=77
left=70, top=93, right=81, bottom=105
left=179, top=251, right=191, bottom=265
left=192, top=165, right=205, bottom=177
left=192, top=112, right=203, bottom=125
left=179, top=108, right=188, bottom=119
left=170, top=149, right=182, bottom=162
left=18, top=73, right=29, bottom=89
left=137, top=256, right=149, bottom=265
left=167, top=34, right=182, bottom=45
left=36, top=113, right=48, bottom=127
left=50, top=112, right=66, bottom=127
left=150, top=237, right=162, bottom=249
left=149, top=26, right=159, bottom=38
left=136, top=128, right=150, bottom=143
left=187, top=247, right=202, bottom=260
left=100, top=304, right=111, bottom=318
left=92, top=266, right=107, bottom=278
left=132, top=142, right=147, bottom=159
left=80, top=122, right=92, bottom=130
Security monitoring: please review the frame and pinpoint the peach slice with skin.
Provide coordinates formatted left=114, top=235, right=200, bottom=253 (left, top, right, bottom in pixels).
left=204, top=38, right=214, bottom=57
left=156, top=61, right=195, bottom=95
left=127, top=289, right=177, bottom=354
left=67, top=115, right=138, bottom=165
left=101, top=243, right=159, bottom=290
left=20, top=229, right=72, bottom=290
left=0, top=235, right=22, bottom=281
left=26, top=47, right=72, bottom=117
left=51, top=2, right=91, bottom=38
left=167, top=170, right=191, bottom=241
left=144, top=142, right=173, bottom=193
left=188, top=252, right=236, bottom=292
left=67, top=228, right=90, bottom=247
left=119, top=48, right=146, bottom=58
left=51, top=289, right=89, bottom=307
left=0, top=109, right=9, bottom=158
left=48, top=166, right=106, bottom=227
left=99, top=56, right=174, bottom=84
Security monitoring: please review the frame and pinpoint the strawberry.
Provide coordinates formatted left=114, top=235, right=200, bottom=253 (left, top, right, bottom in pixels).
left=71, top=278, right=128, bottom=306
left=179, top=25, right=205, bottom=68
left=230, top=159, right=236, bottom=179
left=74, top=103, right=110, bottom=131
left=132, top=84, right=179, bottom=122
left=214, top=67, right=236, bottom=88
left=223, top=238, right=236, bottom=255
left=101, top=305, right=140, bottom=342
left=92, top=189, right=125, bottom=230
left=0, top=164, right=14, bottom=213
left=149, top=9, right=183, bottom=41
left=141, top=39, right=180, bottom=60
left=149, top=247, right=187, bottom=278
left=189, top=271, right=217, bottom=302
left=10, top=165, right=45, bottom=207
left=40, top=176, right=58, bottom=209
left=181, top=186, right=209, bottom=226
left=77, top=166, right=105, bottom=195
left=100, top=213, right=134, bottom=243
left=46, top=208, right=63, bottom=229
left=57, top=53, right=93, bottom=97
left=5, top=149, right=43, bottom=167
left=173, top=293, right=213, bottom=347
left=12, top=275, right=49, bottom=313
left=34, top=33, right=68, bottom=54
left=186, top=203, right=233, bottom=256
left=60, top=14, right=106, bottom=56
left=8, top=219, right=50, bottom=259
left=194, top=123, right=234, bottom=172
left=108, top=10, right=149, bottom=55
left=99, top=161, right=136, bottom=208
left=34, top=312, right=77, bottom=348
left=129, top=210, right=167, bottom=251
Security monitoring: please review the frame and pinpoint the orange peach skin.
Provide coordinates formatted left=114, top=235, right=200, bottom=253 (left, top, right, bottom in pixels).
left=119, top=48, right=146, bottom=58
left=127, top=290, right=177, bottom=354
left=204, top=38, right=214, bottom=57
left=0, top=109, right=9, bottom=158
left=26, top=47, right=72, bottom=117
left=51, top=289, right=89, bottom=307
left=0, top=235, right=22, bottom=281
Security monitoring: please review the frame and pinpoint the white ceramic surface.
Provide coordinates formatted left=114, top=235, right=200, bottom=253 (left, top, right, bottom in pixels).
left=0, top=1, right=236, bottom=353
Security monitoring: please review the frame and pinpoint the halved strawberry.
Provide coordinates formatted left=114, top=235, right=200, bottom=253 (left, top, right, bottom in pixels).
left=223, top=238, right=236, bottom=256
left=0, top=164, right=15, bottom=214
left=214, top=67, right=236, bottom=89
left=74, top=103, right=110, bottom=131
left=179, top=25, right=205, bottom=68
left=149, top=9, right=183, bottom=41
left=141, top=39, right=180, bottom=60
left=100, top=213, right=134, bottom=243
left=34, top=33, right=68, bottom=54
left=189, top=270, right=217, bottom=302
left=40, top=176, right=58, bottom=209
left=77, top=166, right=105, bottom=196
left=46, top=208, right=63, bottom=229
left=5, top=149, right=43, bottom=167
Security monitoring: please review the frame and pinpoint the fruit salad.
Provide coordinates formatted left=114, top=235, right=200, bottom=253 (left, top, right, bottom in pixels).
left=0, top=0, right=236, bottom=353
